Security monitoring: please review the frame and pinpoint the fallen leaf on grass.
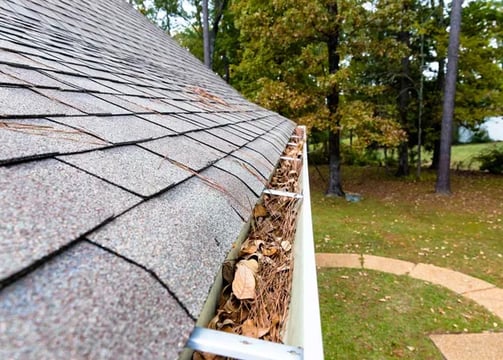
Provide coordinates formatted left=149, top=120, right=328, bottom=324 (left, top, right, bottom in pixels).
left=232, top=262, right=256, bottom=300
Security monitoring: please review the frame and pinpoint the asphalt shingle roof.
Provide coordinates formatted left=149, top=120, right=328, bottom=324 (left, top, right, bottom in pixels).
left=0, top=0, right=296, bottom=358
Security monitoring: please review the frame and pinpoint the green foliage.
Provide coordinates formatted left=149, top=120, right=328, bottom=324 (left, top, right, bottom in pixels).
left=471, top=127, right=492, bottom=144
left=231, top=0, right=406, bottom=149
left=474, top=144, right=503, bottom=174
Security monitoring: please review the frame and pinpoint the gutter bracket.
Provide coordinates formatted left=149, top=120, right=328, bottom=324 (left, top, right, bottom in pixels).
left=263, top=188, right=303, bottom=199
left=187, top=327, right=304, bottom=360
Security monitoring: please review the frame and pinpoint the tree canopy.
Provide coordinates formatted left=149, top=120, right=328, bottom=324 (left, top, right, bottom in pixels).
left=132, top=0, right=503, bottom=193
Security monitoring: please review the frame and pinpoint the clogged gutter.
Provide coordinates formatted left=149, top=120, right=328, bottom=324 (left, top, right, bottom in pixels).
left=194, top=127, right=305, bottom=360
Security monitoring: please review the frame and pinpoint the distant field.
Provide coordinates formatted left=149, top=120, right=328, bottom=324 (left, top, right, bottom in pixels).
left=448, top=142, right=502, bottom=170
left=310, top=141, right=502, bottom=170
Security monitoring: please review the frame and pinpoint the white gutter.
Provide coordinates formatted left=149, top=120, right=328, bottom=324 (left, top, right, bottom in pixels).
left=282, top=126, right=324, bottom=358
left=185, top=126, right=324, bottom=359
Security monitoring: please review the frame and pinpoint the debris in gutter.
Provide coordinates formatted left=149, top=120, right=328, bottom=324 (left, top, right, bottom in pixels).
left=194, top=127, right=305, bottom=360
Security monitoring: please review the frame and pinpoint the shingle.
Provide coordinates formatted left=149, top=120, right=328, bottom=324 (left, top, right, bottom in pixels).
left=93, top=78, right=147, bottom=96
left=0, top=87, right=83, bottom=117
left=228, top=124, right=256, bottom=141
left=0, top=64, right=75, bottom=89
left=0, top=70, right=29, bottom=85
left=140, top=114, right=203, bottom=132
left=200, top=166, right=258, bottom=220
left=35, top=89, right=127, bottom=115
left=163, top=99, right=209, bottom=113
left=213, top=156, right=266, bottom=196
left=93, top=93, right=152, bottom=113
left=0, top=242, right=193, bottom=359
left=115, top=95, right=184, bottom=113
left=0, top=118, right=107, bottom=163
left=41, top=71, right=114, bottom=93
left=187, top=131, right=239, bottom=154
left=51, top=115, right=173, bottom=144
left=176, top=113, right=219, bottom=128
left=207, top=127, right=249, bottom=147
left=141, top=135, right=224, bottom=171
left=232, top=147, right=275, bottom=180
left=88, top=176, right=244, bottom=318
left=59, top=146, right=192, bottom=197
left=245, top=137, right=283, bottom=165
left=0, top=159, right=140, bottom=279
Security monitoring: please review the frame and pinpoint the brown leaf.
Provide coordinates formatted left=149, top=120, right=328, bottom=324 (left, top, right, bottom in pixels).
left=222, top=260, right=235, bottom=283
left=240, top=240, right=258, bottom=255
left=232, top=262, right=256, bottom=300
left=262, top=246, right=278, bottom=257
left=240, top=319, right=269, bottom=338
left=241, top=259, right=259, bottom=274
left=241, top=319, right=258, bottom=337
left=253, top=204, right=268, bottom=218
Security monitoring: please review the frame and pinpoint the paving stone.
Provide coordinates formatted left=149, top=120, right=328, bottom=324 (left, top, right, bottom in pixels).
left=363, top=255, right=416, bottom=275
left=463, top=287, right=503, bottom=320
left=315, top=253, right=362, bottom=269
left=409, top=263, right=495, bottom=294
left=430, top=333, right=503, bottom=360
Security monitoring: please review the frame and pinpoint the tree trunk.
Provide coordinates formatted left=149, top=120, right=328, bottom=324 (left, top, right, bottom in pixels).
left=396, top=7, right=411, bottom=177
left=436, top=0, right=463, bottom=194
left=209, top=0, right=228, bottom=68
left=325, top=2, right=344, bottom=197
left=202, top=0, right=211, bottom=68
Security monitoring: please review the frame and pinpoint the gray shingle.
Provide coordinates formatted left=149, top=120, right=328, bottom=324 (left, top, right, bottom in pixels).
left=246, top=137, right=283, bottom=165
left=116, top=95, right=184, bottom=113
left=0, top=118, right=107, bottom=163
left=207, top=127, right=249, bottom=147
left=187, top=131, right=239, bottom=154
left=88, top=176, right=244, bottom=317
left=0, top=242, right=193, bottom=360
left=232, top=147, right=275, bottom=180
left=141, top=135, right=224, bottom=170
left=36, top=89, right=127, bottom=115
left=41, top=71, right=114, bottom=93
left=50, top=115, right=173, bottom=144
left=0, top=159, right=140, bottom=279
left=0, top=64, right=75, bottom=89
left=214, top=156, right=266, bottom=196
left=200, top=166, right=258, bottom=220
left=0, top=87, right=83, bottom=117
left=59, top=146, right=192, bottom=197
left=140, top=113, right=203, bottom=132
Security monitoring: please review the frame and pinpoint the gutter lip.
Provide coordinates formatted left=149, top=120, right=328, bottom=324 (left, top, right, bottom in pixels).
left=185, top=125, right=323, bottom=359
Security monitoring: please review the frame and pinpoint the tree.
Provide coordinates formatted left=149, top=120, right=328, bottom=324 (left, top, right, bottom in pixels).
left=232, top=0, right=405, bottom=196
left=436, top=0, right=463, bottom=194
left=174, top=0, right=235, bottom=76
left=129, top=0, right=187, bottom=34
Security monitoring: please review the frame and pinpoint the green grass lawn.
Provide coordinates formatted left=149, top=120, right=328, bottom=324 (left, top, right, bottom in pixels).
left=319, top=268, right=500, bottom=360
left=311, top=165, right=503, bottom=358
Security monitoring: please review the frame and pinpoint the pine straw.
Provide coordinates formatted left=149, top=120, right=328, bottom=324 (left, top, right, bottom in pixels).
left=194, top=128, right=304, bottom=360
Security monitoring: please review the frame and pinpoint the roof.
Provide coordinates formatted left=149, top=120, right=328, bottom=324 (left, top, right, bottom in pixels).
left=0, top=0, right=295, bottom=358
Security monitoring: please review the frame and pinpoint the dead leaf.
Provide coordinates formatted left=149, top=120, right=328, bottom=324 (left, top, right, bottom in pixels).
left=253, top=204, right=268, bottom=218
left=241, top=319, right=258, bottom=337
left=232, top=262, right=256, bottom=300
left=241, top=259, right=259, bottom=274
left=281, top=240, right=292, bottom=252
left=222, top=260, right=235, bottom=283
left=263, top=247, right=278, bottom=257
